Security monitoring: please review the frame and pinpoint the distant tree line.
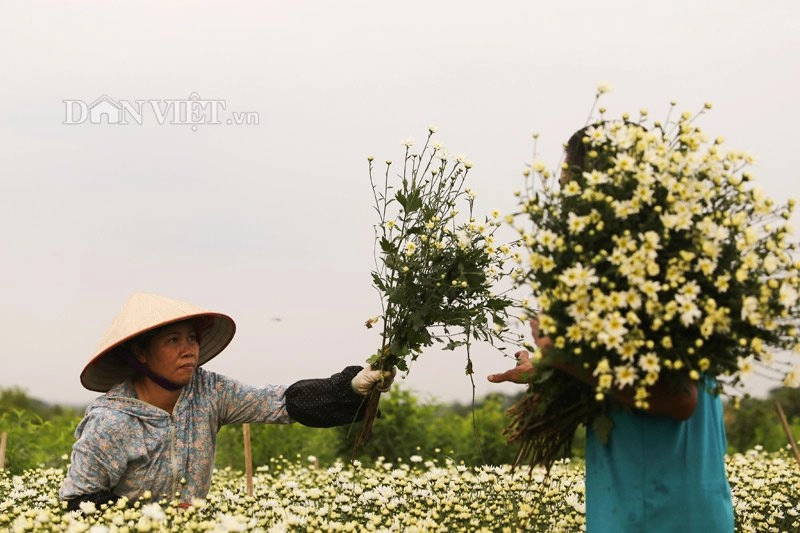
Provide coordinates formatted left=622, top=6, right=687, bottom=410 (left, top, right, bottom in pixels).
left=1, top=385, right=799, bottom=475
left=0, top=387, right=84, bottom=474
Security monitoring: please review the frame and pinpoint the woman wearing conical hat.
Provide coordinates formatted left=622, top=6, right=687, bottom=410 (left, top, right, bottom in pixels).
left=59, top=293, right=394, bottom=510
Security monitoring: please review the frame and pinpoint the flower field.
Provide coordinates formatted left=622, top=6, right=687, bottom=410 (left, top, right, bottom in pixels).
left=1, top=448, right=798, bottom=532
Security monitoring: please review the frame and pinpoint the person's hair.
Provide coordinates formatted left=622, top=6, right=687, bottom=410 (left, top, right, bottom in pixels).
left=564, top=125, right=592, bottom=171
left=563, top=121, right=647, bottom=178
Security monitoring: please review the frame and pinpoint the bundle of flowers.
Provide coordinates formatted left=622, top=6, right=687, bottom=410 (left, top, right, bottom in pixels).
left=358, top=128, right=519, bottom=447
left=506, top=96, right=800, bottom=470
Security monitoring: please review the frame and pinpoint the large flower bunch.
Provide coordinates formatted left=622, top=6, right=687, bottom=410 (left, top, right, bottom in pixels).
left=357, top=128, right=519, bottom=447
left=506, top=99, right=800, bottom=469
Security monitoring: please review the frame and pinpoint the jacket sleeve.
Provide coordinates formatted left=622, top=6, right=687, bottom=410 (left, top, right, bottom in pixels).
left=285, top=365, right=368, bottom=427
left=209, top=370, right=292, bottom=426
left=59, top=409, right=135, bottom=503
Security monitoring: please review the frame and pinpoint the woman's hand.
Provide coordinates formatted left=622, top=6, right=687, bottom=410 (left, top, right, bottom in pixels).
left=487, top=318, right=550, bottom=384
left=487, top=350, right=536, bottom=384
left=351, top=365, right=397, bottom=395
left=489, top=317, right=698, bottom=420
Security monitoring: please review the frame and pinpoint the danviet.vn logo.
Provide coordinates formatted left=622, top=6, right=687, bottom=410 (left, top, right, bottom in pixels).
left=62, top=92, right=259, bottom=131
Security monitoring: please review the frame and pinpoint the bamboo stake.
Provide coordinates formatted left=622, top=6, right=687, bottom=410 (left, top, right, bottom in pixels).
left=774, top=400, right=800, bottom=468
left=0, top=431, right=6, bottom=471
left=242, top=423, right=253, bottom=497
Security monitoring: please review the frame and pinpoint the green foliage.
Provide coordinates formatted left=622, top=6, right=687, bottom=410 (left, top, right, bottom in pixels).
left=449, top=393, right=521, bottom=465
left=214, top=386, right=529, bottom=468
left=0, top=409, right=79, bottom=474
left=0, top=386, right=82, bottom=419
left=366, top=132, right=518, bottom=374
left=725, top=387, right=800, bottom=453
left=0, top=387, right=35, bottom=411
left=345, top=387, right=560, bottom=466
left=215, top=422, right=340, bottom=468
left=347, top=387, right=448, bottom=461
left=0, top=387, right=83, bottom=474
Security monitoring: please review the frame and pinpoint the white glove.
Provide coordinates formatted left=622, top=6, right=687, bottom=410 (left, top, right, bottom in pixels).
left=351, top=366, right=397, bottom=396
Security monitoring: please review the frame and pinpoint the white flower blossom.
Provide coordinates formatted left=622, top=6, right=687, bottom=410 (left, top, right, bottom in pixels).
left=141, top=503, right=166, bottom=522
left=78, top=501, right=97, bottom=515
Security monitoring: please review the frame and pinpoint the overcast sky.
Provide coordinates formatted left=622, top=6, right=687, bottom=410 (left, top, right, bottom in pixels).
left=1, top=1, right=799, bottom=407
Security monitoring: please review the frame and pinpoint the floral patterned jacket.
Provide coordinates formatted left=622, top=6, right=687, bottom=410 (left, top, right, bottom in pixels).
left=60, top=365, right=366, bottom=506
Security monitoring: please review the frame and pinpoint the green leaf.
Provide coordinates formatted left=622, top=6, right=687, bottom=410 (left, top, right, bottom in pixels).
left=405, top=190, right=423, bottom=213
left=379, top=237, right=397, bottom=255
left=395, top=189, right=424, bottom=214
left=395, top=190, right=408, bottom=209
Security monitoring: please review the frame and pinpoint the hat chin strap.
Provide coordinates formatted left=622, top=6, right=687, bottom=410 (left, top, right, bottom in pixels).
left=121, top=351, right=184, bottom=391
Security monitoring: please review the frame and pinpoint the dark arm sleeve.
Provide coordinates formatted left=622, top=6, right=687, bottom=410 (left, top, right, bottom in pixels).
left=65, top=490, right=119, bottom=511
left=285, top=365, right=368, bottom=427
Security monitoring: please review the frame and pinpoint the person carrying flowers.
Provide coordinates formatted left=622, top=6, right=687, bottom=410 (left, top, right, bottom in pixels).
left=60, top=292, right=394, bottom=511
left=489, top=318, right=732, bottom=531
left=485, top=102, right=800, bottom=531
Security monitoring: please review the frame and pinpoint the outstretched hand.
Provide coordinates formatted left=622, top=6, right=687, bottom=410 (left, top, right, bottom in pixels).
left=487, top=350, right=536, bottom=384
left=488, top=317, right=699, bottom=420
left=488, top=317, right=549, bottom=384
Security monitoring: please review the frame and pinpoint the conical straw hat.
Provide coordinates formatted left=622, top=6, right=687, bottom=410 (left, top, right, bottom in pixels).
left=80, top=293, right=236, bottom=392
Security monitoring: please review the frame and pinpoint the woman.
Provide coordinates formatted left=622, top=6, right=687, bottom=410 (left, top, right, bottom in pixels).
left=60, top=292, right=393, bottom=510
